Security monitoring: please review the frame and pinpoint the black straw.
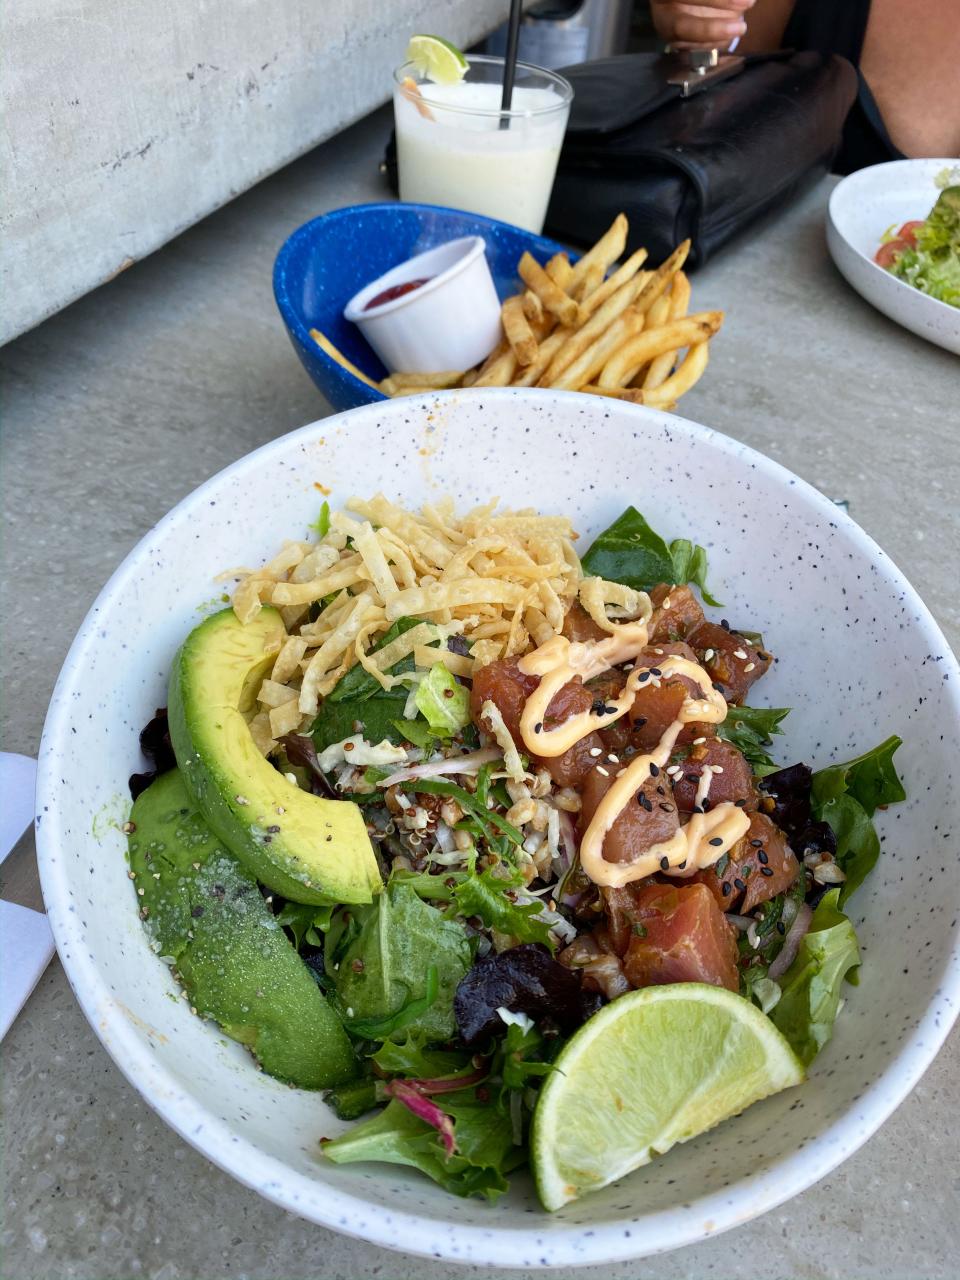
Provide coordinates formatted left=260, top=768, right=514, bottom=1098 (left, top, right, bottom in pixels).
left=499, top=0, right=522, bottom=129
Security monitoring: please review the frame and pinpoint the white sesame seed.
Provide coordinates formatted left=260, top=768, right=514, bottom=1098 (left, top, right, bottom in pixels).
left=589, top=747, right=603, bottom=757
left=704, top=648, right=715, bottom=661
left=744, top=662, right=756, bottom=672
left=653, top=648, right=664, bottom=655
left=713, top=766, right=724, bottom=774
left=666, top=764, right=681, bottom=776
left=607, top=754, right=620, bottom=764
left=596, top=766, right=609, bottom=777
left=733, top=648, right=748, bottom=660
left=693, top=736, right=706, bottom=745
left=663, top=597, right=672, bottom=609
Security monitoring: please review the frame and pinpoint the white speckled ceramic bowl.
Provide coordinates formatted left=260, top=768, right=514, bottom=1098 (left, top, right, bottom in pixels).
left=827, top=158, right=960, bottom=355
left=37, top=390, right=960, bottom=1268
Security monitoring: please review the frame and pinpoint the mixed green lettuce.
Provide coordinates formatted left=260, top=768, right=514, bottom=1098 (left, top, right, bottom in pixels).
left=888, top=184, right=960, bottom=308
left=325, top=880, right=472, bottom=1042
left=771, top=890, right=861, bottom=1067
left=717, top=704, right=791, bottom=778
left=812, top=734, right=904, bottom=904
left=580, top=506, right=721, bottom=605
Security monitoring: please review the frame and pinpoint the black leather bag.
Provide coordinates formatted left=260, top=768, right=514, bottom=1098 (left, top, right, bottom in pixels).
left=544, top=50, right=857, bottom=266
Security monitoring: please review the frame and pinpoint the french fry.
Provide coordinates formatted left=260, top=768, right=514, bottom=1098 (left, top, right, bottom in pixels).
left=597, top=313, right=722, bottom=389
left=550, top=308, right=646, bottom=392
left=579, top=384, right=645, bottom=404
left=642, top=340, right=710, bottom=407
left=475, top=338, right=509, bottom=379
left=518, top=252, right=578, bottom=326
left=308, top=329, right=380, bottom=390
left=575, top=262, right=605, bottom=313
left=381, top=370, right=463, bottom=393
left=537, top=268, right=648, bottom=387
left=631, top=240, right=691, bottom=318
left=545, top=253, right=573, bottom=291
left=511, top=327, right=571, bottom=387
left=621, top=293, right=671, bottom=387
left=473, top=345, right=517, bottom=387
left=579, top=248, right=649, bottom=321
left=522, top=290, right=545, bottom=326
left=501, top=295, right=539, bottom=366
left=641, top=271, right=691, bottom=390
left=567, top=213, right=628, bottom=296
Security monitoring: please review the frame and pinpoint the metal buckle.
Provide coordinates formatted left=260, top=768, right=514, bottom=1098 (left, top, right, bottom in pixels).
left=662, top=46, right=745, bottom=98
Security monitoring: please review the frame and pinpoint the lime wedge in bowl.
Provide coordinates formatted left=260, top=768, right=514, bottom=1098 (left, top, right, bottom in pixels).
left=405, top=34, right=468, bottom=85
left=531, top=984, right=805, bottom=1211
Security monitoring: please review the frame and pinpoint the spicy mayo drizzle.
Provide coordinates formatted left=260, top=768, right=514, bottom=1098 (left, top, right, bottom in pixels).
left=516, top=617, right=750, bottom=888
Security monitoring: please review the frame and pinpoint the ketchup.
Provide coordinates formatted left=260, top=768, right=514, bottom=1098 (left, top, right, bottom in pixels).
left=364, top=277, right=432, bottom=311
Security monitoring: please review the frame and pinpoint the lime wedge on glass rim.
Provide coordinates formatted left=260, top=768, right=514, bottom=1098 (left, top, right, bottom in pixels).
left=405, top=34, right=468, bottom=85
left=530, top=984, right=805, bottom=1211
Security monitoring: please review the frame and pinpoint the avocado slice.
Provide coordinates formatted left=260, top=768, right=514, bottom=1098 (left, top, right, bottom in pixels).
left=167, top=607, right=382, bottom=906
left=128, top=768, right=357, bottom=1088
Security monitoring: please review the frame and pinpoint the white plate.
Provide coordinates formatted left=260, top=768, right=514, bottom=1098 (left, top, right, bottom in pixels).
left=36, top=390, right=960, bottom=1267
left=827, top=158, right=960, bottom=354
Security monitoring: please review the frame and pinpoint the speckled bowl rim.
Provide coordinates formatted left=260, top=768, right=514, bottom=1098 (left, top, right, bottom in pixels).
left=36, top=389, right=960, bottom=1268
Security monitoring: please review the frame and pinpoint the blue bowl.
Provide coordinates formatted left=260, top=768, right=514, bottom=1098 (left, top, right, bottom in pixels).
left=273, top=202, right=572, bottom=412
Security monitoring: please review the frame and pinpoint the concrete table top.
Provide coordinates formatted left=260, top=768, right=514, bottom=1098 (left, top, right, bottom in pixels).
left=2, top=105, right=957, bottom=1280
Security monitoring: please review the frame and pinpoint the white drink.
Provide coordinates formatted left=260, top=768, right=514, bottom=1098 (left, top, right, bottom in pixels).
left=393, top=60, right=572, bottom=234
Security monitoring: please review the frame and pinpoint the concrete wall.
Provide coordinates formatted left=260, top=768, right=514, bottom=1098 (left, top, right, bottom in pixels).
left=0, top=0, right=512, bottom=344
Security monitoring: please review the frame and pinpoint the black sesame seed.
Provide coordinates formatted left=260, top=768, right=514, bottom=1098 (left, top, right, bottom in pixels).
left=758, top=850, right=769, bottom=865
left=734, top=877, right=746, bottom=891
left=634, top=716, right=647, bottom=727
left=534, top=722, right=543, bottom=734
left=660, top=856, right=670, bottom=871
left=758, top=652, right=770, bottom=662
left=734, top=798, right=747, bottom=807
left=638, top=671, right=650, bottom=683
left=702, top=798, right=712, bottom=812
left=656, top=784, right=666, bottom=795
left=712, top=682, right=725, bottom=693
left=720, top=619, right=731, bottom=630
left=678, top=860, right=687, bottom=870
left=761, top=866, right=774, bottom=877
left=750, top=838, right=764, bottom=848
left=638, top=793, right=653, bottom=811
left=649, top=762, right=660, bottom=777
left=709, top=837, right=724, bottom=846
left=693, top=804, right=704, bottom=814
left=776, top=921, right=786, bottom=935
left=649, top=667, right=662, bottom=677
left=721, top=882, right=733, bottom=897
left=685, top=773, right=698, bottom=783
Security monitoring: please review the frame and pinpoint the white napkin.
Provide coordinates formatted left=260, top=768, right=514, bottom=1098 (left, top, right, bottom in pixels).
left=0, top=753, right=55, bottom=1040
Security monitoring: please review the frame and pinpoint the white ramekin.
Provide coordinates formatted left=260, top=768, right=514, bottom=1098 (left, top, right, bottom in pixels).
left=342, top=236, right=502, bottom=374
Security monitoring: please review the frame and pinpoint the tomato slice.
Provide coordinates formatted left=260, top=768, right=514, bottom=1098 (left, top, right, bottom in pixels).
left=875, top=239, right=909, bottom=269
left=897, top=220, right=925, bottom=249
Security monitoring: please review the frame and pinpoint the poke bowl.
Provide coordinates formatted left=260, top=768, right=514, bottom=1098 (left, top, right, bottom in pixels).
left=36, top=388, right=960, bottom=1267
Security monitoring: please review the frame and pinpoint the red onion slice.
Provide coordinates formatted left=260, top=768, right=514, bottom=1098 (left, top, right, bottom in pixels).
left=768, top=901, right=813, bottom=980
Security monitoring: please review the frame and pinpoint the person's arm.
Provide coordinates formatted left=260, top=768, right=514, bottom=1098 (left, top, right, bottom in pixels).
left=649, top=0, right=795, bottom=51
